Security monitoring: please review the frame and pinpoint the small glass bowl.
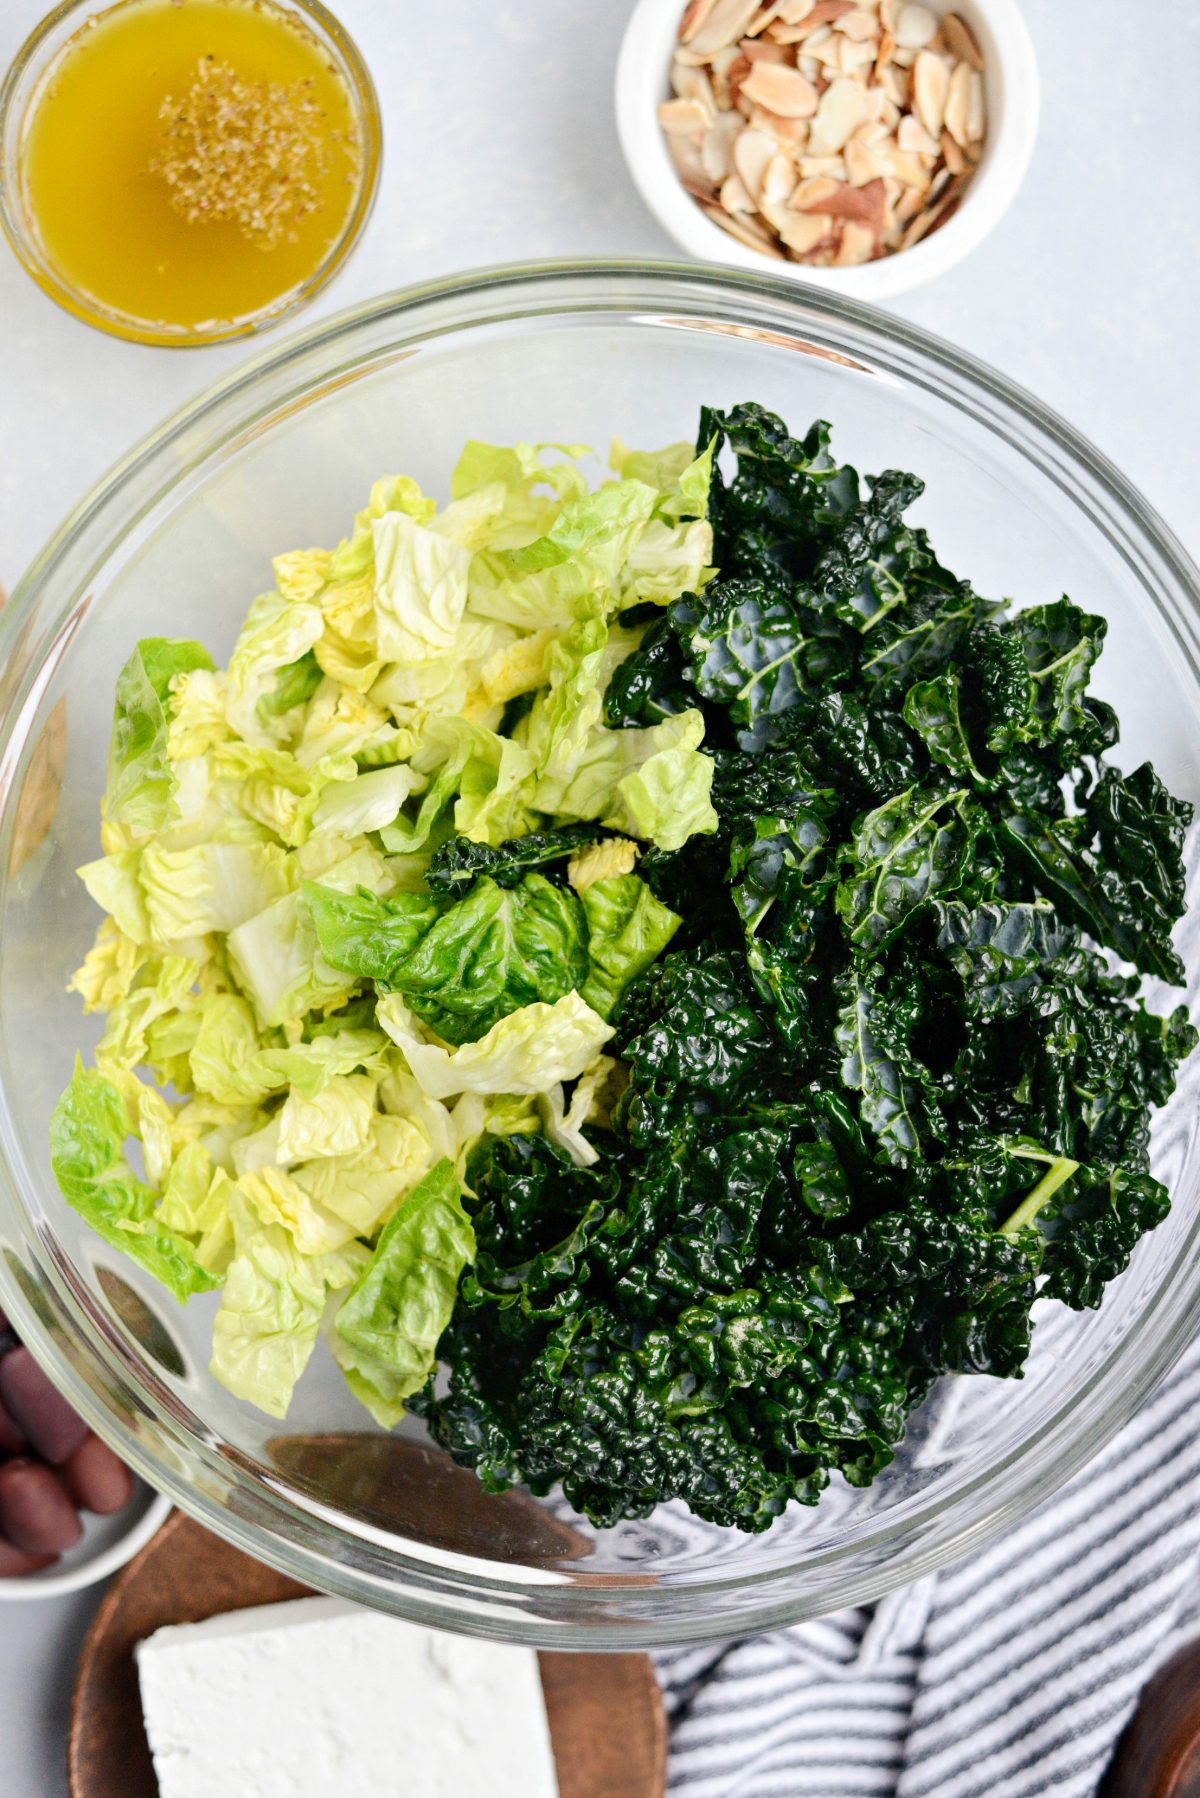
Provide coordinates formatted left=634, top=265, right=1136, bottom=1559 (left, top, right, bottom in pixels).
left=0, top=0, right=382, bottom=347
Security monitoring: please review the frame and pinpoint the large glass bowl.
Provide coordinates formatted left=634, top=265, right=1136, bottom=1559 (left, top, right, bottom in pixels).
left=1, top=262, right=1198, bottom=1648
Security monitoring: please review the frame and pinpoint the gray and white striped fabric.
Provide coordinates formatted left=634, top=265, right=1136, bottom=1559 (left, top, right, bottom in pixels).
left=657, top=1329, right=1200, bottom=1797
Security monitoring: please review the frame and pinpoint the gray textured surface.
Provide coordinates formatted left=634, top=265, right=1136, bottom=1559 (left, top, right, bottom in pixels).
left=1, top=1, right=1198, bottom=1792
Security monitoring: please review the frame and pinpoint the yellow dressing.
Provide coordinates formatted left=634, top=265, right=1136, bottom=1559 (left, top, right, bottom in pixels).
left=22, top=0, right=363, bottom=336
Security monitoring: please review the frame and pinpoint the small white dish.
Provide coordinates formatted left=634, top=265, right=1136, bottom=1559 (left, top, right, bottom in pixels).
left=0, top=1485, right=171, bottom=1602
left=615, top=0, right=1039, bottom=299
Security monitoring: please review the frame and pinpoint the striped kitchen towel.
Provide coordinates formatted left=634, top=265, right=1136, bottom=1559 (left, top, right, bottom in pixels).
left=657, top=1326, right=1200, bottom=1797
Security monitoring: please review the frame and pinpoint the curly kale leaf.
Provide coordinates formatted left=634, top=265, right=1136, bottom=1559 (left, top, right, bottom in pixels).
left=673, top=579, right=815, bottom=752
left=934, top=899, right=1080, bottom=1017
left=702, top=403, right=860, bottom=577
left=424, top=824, right=598, bottom=892
left=836, top=786, right=982, bottom=953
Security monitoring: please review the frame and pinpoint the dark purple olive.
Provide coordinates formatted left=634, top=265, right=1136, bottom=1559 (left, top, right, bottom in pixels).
left=0, top=1458, right=83, bottom=1555
left=62, top=1435, right=134, bottom=1517
left=0, top=1347, right=89, bottom=1465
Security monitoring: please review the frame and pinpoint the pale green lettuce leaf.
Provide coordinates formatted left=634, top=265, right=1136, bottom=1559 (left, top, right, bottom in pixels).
left=609, top=436, right=714, bottom=522
left=538, top=1054, right=621, bottom=1168
left=189, top=992, right=388, bottom=1104
left=238, top=1165, right=358, bottom=1256
left=293, top=1113, right=432, bottom=1239
left=78, top=851, right=152, bottom=943
left=156, top=1141, right=236, bottom=1275
left=466, top=480, right=659, bottom=629
left=95, top=954, right=201, bottom=1076
left=276, top=1074, right=377, bottom=1164
left=580, top=875, right=682, bottom=1018
left=534, top=708, right=717, bottom=852
left=106, top=638, right=216, bottom=833
left=49, top=1060, right=219, bottom=1301
left=210, top=1186, right=366, bottom=1418
left=331, top=1158, right=474, bottom=1427
left=310, top=765, right=423, bottom=838
left=226, top=891, right=358, bottom=1028
left=617, top=516, right=714, bottom=607
left=225, top=590, right=325, bottom=747
left=69, top=923, right=153, bottom=1012
left=377, top=991, right=614, bottom=1101
left=373, top=511, right=473, bottom=665
left=139, top=840, right=292, bottom=941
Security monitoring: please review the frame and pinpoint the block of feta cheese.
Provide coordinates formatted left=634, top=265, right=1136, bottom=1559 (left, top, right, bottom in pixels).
left=135, top=1596, right=559, bottom=1798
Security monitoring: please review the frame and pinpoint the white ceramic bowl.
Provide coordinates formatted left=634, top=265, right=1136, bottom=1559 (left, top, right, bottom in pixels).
left=615, top=0, right=1040, bottom=299
left=0, top=1486, right=171, bottom=1602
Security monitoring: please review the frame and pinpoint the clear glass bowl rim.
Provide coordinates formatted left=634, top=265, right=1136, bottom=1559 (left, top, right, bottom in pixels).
left=0, top=0, right=383, bottom=347
left=2, top=258, right=1200, bottom=1647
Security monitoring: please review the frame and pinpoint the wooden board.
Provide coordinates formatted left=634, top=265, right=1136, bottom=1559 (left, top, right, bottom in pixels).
left=69, top=1509, right=667, bottom=1798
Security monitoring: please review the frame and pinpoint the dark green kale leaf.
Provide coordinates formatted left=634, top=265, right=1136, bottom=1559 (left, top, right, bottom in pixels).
left=934, top=899, right=1080, bottom=1017
left=836, top=786, right=982, bottom=953
left=673, top=578, right=815, bottom=752
left=425, top=823, right=598, bottom=892
left=701, top=403, right=860, bottom=577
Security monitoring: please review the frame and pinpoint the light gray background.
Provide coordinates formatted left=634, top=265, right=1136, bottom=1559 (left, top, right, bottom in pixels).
left=1, top=1, right=1198, bottom=1792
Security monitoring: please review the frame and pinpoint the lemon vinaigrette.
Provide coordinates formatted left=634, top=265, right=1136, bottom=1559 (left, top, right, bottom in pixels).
left=14, top=0, right=374, bottom=341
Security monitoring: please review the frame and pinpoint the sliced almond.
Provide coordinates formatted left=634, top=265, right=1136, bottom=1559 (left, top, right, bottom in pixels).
left=894, top=3, right=936, bottom=48
left=844, top=135, right=881, bottom=185
left=897, top=112, right=939, bottom=157
left=899, top=175, right=962, bottom=248
left=679, top=0, right=720, bottom=42
left=835, top=219, right=878, bottom=264
left=798, top=154, right=850, bottom=178
left=727, top=52, right=754, bottom=104
left=749, top=104, right=811, bottom=147
left=746, top=0, right=803, bottom=33
left=879, top=61, right=908, bottom=105
left=893, top=182, right=926, bottom=222
left=778, top=209, right=835, bottom=254
left=701, top=111, right=743, bottom=180
left=822, top=175, right=887, bottom=227
left=667, top=132, right=717, bottom=199
left=702, top=201, right=787, bottom=255
left=940, top=128, right=966, bottom=174
left=720, top=171, right=755, bottom=211
left=808, top=73, right=863, bottom=152
left=879, top=0, right=901, bottom=32
left=912, top=48, right=950, bottom=138
left=836, top=8, right=881, bottom=39
left=732, top=126, right=778, bottom=197
left=942, top=11, right=984, bottom=70
left=740, top=61, right=820, bottom=115
left=791, top=174, right=844, bottom=209
left=885, top=142, right=932, bottom=188
left=741, top=34, right=791, bottom=61
left=967, top=69, right=986, bottom=142
left=942, top=58, right=971, bottom=147
left=873, top=26, right=895, bottom=80
left=840, top=37, right=878, bottom=73
left=687, top=0, right=764, bottom=58
left=658, top=97, right=712, bottom=135
left=779, top=0, right=819, bottom=19
left=760, top=148, right=798, bottom=207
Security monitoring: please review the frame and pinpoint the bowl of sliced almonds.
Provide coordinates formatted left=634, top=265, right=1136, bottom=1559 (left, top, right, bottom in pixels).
left=615, top=0, right=1038, bottom=297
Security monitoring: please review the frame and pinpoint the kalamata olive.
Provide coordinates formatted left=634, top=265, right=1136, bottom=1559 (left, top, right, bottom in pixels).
left=0, top=1535, right=56, bottom=1578
left=0, top=1347, right=89, bottom=1464
left=0, top=1458, right=83, bottom=1555
left=0, top=1393, right=26, bottom=1457
left=62, top=1434, right=133, bottom=1516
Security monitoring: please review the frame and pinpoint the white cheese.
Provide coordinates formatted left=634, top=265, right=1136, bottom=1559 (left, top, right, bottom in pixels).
left=135, top=1595, right=559, bottom=1798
